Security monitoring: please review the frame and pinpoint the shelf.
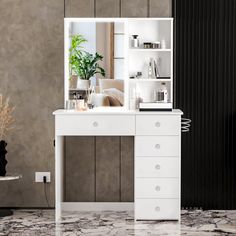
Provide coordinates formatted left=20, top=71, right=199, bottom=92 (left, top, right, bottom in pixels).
left=69, top=89, right=88, bottom=91
left=129, top=78, right=171, bottom=82
left=129, top=48, right=171, bottom=52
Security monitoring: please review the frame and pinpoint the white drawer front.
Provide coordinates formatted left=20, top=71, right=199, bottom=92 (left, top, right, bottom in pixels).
left=136, top=157, right=179, bottom=177
left=56, top=115, right=135, bottom=135
left=135, top=136, right=179, bottom=156
left=135, top=178, right=179, bottom=198
left=136, top=115, right=180, bottom=135
left=135, top=199, right=180, bottom=220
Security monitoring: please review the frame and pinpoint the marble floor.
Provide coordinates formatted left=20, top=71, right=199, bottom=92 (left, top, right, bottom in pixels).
left=0, top=210, right=236, bottom=235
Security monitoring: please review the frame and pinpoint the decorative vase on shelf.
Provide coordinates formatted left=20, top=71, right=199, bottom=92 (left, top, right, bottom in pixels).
left=0, top=140, right=7, bottom=176
left=77, top=79, right=91, bottom=90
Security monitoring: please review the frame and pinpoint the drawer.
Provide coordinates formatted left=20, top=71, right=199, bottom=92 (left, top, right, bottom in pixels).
left=136, top=115, right=180, bottom=135
left=135, top=199, right=180, bottom=220
left=135, top=157, right=179, bottom=177
left=56, top=115, right=135, bottom=135
left=135, top=178, right=179, bottom=198
left=135, top=136, right=179, bottom=156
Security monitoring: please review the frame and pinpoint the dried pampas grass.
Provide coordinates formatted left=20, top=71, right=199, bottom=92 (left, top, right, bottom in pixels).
left=0, top=94, right=15, bottom=140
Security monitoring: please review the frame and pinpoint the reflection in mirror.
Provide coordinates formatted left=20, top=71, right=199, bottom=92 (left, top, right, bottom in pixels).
left=67, top=21, right=125, bottom=109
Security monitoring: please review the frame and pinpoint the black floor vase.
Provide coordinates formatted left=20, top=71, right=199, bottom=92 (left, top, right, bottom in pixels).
left=0, top=140, right=7, bottom=176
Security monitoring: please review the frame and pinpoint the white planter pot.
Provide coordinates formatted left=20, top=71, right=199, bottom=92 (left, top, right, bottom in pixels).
left=77, top=79, right=91, bottom=90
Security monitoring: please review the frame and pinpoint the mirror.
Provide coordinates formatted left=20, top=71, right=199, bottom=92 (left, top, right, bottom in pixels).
left=65, top=19, right=126, bottom=109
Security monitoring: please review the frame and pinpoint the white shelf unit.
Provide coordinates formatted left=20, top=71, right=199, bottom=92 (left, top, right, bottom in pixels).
left=129, top=48, right=171, bottom=52
left=130, top=78, right=171, bottom=82
left=127, top=18, right=173, bottom=109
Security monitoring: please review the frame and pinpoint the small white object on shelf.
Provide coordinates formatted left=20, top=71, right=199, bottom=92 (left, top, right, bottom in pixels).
left=0, top=175, right=22, bottom=181
left=161, top=39, right=166, bottom=49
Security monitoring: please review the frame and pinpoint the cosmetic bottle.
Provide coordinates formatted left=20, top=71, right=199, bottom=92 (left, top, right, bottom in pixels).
left=148, top=58, right=155, bottom=79
left=131, top=35, right=139, bottom=48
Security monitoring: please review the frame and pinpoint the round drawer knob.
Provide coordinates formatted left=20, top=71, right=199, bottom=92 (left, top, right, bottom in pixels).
left=155, top=144, right=160, bottom=149
left=155, top=122, right=161, bottom=127
left=155, top=206, right=160, bottom=212
left=155, top=186, right=161, bottom=191
left=155, top=164, right=160, bottom=170
left=93, top=121, right=98, bottom=127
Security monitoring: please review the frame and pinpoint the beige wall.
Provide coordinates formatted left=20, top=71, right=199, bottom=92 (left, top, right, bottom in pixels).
left=0, top=0, right=64, bottom=207
left=0, top=0, right=171, bottom=207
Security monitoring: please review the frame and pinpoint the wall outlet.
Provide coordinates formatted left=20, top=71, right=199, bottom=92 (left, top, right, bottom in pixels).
left=35, top=172, right=51, bottom=183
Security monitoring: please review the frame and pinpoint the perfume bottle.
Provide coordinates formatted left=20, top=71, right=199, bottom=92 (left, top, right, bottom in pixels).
left=87, top=86, right=95, bottom=109
left=148, top=58, right=155, bottom=79
left=135, top=92, right=143, bottom=109
left=131, top=35, right=139, bottom=48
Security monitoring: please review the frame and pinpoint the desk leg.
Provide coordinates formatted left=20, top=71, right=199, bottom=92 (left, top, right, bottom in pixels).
left=55, top=135, right=64, bottom=222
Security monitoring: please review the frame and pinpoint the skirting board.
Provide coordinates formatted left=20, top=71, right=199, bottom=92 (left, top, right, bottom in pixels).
left=62, top=202, right=134, bottom=211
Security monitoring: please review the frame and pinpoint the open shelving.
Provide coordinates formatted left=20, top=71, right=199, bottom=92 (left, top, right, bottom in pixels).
left=127, top=18, right=173, bottom=110
left=64, top=18, right=173, bottom=110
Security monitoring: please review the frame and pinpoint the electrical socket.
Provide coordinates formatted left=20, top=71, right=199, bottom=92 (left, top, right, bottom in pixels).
left=35, top=172, right=51, bottom=183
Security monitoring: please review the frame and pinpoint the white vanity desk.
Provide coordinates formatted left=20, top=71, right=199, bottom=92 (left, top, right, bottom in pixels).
left=53, top=107, right=183, bottom=222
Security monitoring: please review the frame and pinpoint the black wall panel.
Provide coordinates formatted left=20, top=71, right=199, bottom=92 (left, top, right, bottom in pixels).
left=174, top=0, right=236, bottom=209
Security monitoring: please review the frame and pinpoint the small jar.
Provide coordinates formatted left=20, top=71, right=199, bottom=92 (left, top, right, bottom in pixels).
left=76, top=96, right=85, bottom=111
left=152, top=41, right=161, bottom=49
left=143, top=42, right=152, bottom=49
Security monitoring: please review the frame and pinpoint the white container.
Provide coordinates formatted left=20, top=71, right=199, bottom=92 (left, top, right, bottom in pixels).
left=76, top=99, right=85, bottom=111
left=131, top=35, right=139, bottom=48
left=161, top=39, right=166, bottom=49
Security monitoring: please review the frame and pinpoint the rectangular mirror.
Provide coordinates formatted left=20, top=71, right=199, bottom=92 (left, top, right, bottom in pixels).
left=64, top=19, right=127, bottom=109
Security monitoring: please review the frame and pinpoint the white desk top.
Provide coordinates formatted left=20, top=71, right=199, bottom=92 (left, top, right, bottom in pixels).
left=53, top=108, right=183, bottom=116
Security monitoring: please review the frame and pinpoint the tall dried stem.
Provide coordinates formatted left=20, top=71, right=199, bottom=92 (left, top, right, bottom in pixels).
left=0, top=94, right=15, bottom=140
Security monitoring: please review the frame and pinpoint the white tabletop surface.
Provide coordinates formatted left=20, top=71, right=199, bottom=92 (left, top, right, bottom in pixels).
left=53, top=107, right=183, bottom=115
left=0, top=175, right=22, bottom=181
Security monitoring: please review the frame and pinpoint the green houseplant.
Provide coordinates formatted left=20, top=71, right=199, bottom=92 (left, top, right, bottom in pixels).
left=69, top=34, right=106, bottom=89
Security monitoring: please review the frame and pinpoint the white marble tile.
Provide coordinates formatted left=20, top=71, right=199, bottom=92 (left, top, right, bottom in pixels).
left=0, top=210, right=235, bottom=235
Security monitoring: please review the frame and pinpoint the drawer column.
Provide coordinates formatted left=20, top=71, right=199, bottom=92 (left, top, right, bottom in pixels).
left=134, top=113, right=182, bottom=221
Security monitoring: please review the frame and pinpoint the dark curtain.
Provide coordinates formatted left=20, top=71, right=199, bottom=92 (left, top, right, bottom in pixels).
left=174, top=0, right=236, bottom=209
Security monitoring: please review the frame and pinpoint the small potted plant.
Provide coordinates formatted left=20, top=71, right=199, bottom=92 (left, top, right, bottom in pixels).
left=0, top=95, right=14, bottom=176
left=69, top=34, right=106, bottom=90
